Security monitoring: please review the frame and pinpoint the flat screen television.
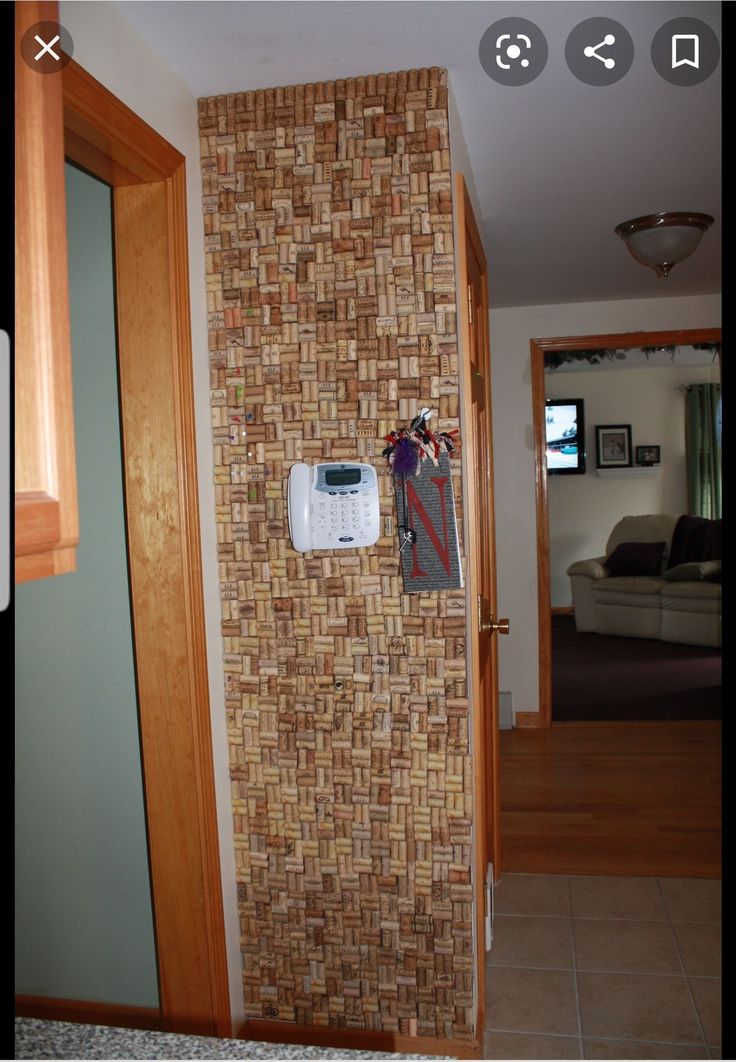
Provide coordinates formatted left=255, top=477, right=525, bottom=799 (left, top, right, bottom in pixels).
left=545, top=398, right=586, bottom=475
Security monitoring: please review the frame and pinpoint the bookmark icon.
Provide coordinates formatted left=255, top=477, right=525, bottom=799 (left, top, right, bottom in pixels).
left=651, top=18, right=718, bottom=85
left=672, top=34, right=700, bottom=69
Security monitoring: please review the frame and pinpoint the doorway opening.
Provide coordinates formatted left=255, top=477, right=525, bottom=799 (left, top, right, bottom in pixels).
left=530, top=327, right=722, bottom=726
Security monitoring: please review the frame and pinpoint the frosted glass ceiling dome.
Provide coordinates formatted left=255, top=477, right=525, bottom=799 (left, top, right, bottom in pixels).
left=615, top=212, right=714, bottom=278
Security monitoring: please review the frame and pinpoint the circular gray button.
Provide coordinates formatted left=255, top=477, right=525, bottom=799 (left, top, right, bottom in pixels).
left=20, top=21, right=74, bottom=73
left=566, top=18, right=634, bottom=86
left=651, top=18, right=720, bottom=86
left=479, top=18, right=548, bottom=86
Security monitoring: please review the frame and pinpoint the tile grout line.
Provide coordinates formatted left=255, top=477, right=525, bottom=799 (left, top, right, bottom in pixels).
left=483, top=1025, right=709, bottom=1049
left=567, top=876, right=585, bottom=1060
left=484, top=1026, right=715, bottom=1048
left=494, top=911, right=720, bottom=925
left=490, top=962, right=695, bottom=978
left=657, top=876, right=713, bottom=1051
left=575, top=1032, right=711, bottom=1049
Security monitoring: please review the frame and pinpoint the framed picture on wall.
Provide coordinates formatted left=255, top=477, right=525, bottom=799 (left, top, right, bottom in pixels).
left=595, top=424, right=632, bottom=468
left=636, top=445, right=661, bottom=466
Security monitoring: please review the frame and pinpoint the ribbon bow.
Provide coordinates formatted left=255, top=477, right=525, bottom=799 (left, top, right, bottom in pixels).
left=382, top=408, right=460, bottom=475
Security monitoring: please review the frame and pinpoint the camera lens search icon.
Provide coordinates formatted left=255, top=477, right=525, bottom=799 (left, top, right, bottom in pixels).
left=496, top=33, right=531, bottom=70
left=479, top=18, right=548, bottom=86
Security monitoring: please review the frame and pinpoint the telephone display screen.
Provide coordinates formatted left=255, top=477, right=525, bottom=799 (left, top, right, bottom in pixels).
left=325, top=468, right=362, bottom=486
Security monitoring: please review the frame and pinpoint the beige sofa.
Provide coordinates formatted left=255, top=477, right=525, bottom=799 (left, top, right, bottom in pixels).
left=567, top=514, right=721, bottom=648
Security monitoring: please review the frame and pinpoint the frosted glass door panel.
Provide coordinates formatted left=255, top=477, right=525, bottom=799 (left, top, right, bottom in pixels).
left=15, top=164, right=159, bottom=1007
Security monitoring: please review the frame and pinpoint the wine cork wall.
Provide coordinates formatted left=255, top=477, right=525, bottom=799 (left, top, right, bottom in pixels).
left=197, top=67, right=474, bottom=1041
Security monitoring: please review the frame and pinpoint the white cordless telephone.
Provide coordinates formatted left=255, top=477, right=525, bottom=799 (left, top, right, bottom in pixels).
left=287, top=462, right=381, bottom=552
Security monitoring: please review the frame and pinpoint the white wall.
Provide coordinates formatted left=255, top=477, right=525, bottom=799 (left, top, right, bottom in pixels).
left=489, top=293, right=720, bottom=718
left=546, top=362, right=720, bottom=606
left=59, top=1, right=243, bottom=1031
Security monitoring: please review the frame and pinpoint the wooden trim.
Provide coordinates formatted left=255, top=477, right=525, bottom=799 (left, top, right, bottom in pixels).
left=454, top=172, right=502, bottom=1049
left=552, top=718, right=720, bottom=729
left=15, top=995, right=164, bottom=1032
left=62, top=59, right=182, bottom=184
left=514, top=711, right=544, bottom=729
left=475, top=223, right=502, bottom=878
left=15, top=547, right=77, bottom=584
left=15, top=1, right=79, bottom=580
left=240, top=1019, right=483, bottom=1059
left=61, top=62, right=231, bottom=1037
left=531, top=328, right=721, bottom=354
left=516, top=714, right=722, bottom=730
left=166, top=162, right=233, bottom=1038
left=14, top=493, right=61, bottom=555
left=531, top=338, right=552, bottom=727
left=531, top=326, right=722, bottom=730
left=454, top=173, right=486, bottom=1043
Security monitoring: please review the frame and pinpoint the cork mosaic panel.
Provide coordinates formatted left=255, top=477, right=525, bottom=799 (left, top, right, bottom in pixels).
left=198, top=68, right=474, bottom=1041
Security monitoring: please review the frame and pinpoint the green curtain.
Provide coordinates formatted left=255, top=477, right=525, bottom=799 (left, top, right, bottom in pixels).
left=686, top=383, right=721, bottom=518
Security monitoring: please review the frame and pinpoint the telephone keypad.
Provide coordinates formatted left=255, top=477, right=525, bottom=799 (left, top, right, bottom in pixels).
left=316, top=493, right=375, bottom=544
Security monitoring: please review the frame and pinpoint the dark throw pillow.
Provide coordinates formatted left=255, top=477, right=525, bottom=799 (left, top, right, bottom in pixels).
left=667, top=515, right=722, bottom=568
left=661, top=560, right=722, bottom=583
left=605, top=540, right=666, bottom=577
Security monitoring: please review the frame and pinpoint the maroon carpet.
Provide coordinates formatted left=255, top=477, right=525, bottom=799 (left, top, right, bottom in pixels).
left=552, top=615, right=722, bottom=722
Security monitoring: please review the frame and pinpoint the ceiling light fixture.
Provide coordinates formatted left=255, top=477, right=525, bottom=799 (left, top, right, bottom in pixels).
left=615, top=212, right=714, bottom=278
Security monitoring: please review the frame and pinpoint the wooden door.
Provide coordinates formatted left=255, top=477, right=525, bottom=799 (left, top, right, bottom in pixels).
left=455, top=174, right=506, bottom=1036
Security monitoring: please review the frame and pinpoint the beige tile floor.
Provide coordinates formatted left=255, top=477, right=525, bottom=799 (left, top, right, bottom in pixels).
left=483, top=874, right=721, bottom=1060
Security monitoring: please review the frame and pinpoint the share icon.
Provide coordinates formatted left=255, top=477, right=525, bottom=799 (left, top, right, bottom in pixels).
left=584, top=34, right=617, bottom=69
left=566, top=17, right=633, bottom=84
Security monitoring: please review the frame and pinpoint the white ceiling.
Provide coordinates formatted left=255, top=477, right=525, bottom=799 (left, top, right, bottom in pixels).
left=112, top=0, right=721, bottom=309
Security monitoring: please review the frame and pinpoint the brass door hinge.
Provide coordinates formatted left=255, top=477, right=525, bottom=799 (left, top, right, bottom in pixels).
left=467, top=284, right=474, bottom=325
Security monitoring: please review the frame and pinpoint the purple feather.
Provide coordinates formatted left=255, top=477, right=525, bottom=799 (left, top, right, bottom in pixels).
left=392, top=436, right=419, bottom=476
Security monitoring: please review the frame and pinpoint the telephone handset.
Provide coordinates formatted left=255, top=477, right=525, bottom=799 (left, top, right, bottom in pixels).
left=287, top=462, right=314, bottom=552
left=288, top=462, right=381, bottom=553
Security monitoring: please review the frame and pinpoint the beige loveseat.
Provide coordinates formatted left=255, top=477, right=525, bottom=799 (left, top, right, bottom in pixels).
left=567, top=514, right=721, bottom=648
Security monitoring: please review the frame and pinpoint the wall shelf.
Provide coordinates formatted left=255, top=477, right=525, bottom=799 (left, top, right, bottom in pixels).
left=596, top=466, right=659, bottom=477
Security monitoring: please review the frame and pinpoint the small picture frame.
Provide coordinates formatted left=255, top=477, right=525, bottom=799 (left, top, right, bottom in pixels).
left=595, top=424, right=632, bottom=468
left=636, top=445, right=661, bottom=466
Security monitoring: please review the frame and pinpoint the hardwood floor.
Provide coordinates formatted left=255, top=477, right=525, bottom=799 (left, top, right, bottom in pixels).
left=500, top=722, right=721, bottom=878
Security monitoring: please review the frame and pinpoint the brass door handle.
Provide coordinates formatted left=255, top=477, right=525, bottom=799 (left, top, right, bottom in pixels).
left=480, top=616, right=510, bottom=635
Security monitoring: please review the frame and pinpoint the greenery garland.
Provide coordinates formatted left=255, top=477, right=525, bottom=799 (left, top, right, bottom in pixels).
left=545, top=342, right=720, bottom=371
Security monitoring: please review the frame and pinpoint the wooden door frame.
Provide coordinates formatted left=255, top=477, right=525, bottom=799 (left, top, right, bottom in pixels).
left=62, top=59, right=231, bottom=1038
left=527, top=326, right=722, bottom=728
left=15, top=15, right=231, bottom=1035
left=455, top=173, right=500, bottom=1047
